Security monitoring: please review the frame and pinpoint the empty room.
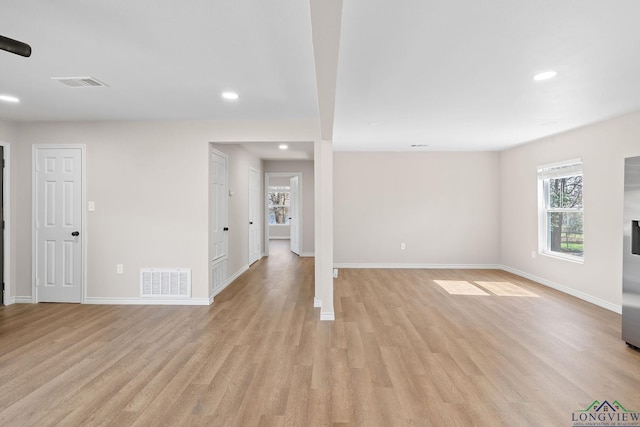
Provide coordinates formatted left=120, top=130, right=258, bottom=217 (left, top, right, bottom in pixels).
left=1, top=1, right=640, bottom=426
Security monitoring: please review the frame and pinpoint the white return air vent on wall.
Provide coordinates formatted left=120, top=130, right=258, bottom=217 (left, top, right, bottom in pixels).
left=140, top=268, right=191, bottom=298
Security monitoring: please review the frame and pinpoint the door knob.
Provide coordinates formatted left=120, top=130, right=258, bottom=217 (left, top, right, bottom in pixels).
left=223, top=227, right=229, bottom=231
left=249, top=222, right=253, bottom=225
left=71, top=231, right=80, bottom=237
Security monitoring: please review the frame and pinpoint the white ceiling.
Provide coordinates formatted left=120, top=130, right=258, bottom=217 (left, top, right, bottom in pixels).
left=335, top=0, right=640, bottom=151
left=2, top=0, right=640, bottom=154
left=0, top=0, right=319, bottom=123
left=229, top=142, right=314, bottom=161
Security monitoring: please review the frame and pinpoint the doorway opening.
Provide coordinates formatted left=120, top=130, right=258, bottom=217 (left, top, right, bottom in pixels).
left=264, top=172, right=303, bottom=257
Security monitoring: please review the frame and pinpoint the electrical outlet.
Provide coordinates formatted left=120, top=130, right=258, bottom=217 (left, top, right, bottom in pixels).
left=116, top=264, right=124, bottom=274
left=333, top=268, right=339, bottom=278
left=88, top=201, right=96, bottom=212
left=401, top=242, right=406, bottom=250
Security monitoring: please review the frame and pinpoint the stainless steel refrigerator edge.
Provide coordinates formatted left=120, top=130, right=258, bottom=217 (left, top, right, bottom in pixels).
left=622, top=156, right=640, bottom=348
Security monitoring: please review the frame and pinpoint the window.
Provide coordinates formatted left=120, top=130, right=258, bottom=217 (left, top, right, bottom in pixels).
left=537, top=159, right=583, bottom=261
left=268, top=186, right=290, bottom=225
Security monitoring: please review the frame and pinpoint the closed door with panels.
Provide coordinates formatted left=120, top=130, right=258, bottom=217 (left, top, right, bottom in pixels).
left=34, top=147, right=83, bottom=303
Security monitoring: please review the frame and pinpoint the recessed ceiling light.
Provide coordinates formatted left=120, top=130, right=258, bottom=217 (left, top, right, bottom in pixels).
left=410, top=144, right=429, bottom=148
left=221, top=91, right=239, bottom=100
left=533, top=70, right=558, bottom=81
left=0, top=94, right=20, bottom=103
left=541, top=121, right=558, bottom=126
left=279, top=144, right=288, bottom=150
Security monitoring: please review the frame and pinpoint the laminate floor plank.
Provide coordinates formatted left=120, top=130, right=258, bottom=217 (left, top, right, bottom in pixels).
left=1, top=240, right=639, bottom=426
left=328, top=347, right=354, bottom=423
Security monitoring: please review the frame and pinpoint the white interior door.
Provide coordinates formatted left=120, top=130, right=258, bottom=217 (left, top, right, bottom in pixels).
left=289, top=175, right=301, bottom=255
left=211, top=150, right=228, bottom=262
left=210, top=148, right=228, bottom=295
left=34, top=147, right=83, bottom=303
left=248, top=168, right=261, bottom=265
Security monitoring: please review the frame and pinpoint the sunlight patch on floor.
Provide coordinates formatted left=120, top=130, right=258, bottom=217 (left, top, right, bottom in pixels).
left=434, top=280, right=490, bottom=296
left=474, top=281, right=539, bottom=297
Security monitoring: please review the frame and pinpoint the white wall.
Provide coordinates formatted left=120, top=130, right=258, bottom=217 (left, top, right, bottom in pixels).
left=12, top=111, right=639, bottom=312
left=264, top=160, right=315, bottom=255
left=16, top=122, right=210, bottom=301
left=268, top=176, right=292, bottom=186
left=211, top=144, right=263, bottom=278
left=269, top=226, right=290, bottom=239
left=500, top=111, right=640, bottom=309
left=14, top=119, right=318, bottom=303
left=0, top=120, right=17, bottom=141
left=334, top=151, right=500, bottom=266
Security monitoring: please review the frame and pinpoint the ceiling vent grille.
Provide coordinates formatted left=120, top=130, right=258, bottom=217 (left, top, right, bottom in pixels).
left=51, top=77, right=108, bottom=88
left=140, top=268, right=191, bottom=298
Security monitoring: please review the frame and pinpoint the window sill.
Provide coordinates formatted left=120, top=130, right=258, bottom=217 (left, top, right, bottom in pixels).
left=539, top=250, right=584, bottom=264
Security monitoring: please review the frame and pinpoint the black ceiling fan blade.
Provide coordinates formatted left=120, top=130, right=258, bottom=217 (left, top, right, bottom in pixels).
left=0, top=34, right=31, bottom=57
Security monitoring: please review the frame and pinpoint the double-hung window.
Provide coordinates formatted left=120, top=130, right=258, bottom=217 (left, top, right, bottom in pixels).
left=537, top=159, right=584, bottom=261
left=268, top=186, right=290, bottom=225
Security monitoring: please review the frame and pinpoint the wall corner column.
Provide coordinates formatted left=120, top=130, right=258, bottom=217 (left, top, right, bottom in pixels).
left=314, top=139, right=334, bottom=320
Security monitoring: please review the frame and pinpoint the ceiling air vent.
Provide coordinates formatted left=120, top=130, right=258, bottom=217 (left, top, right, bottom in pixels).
left=51, top=77, right=108, bottom=88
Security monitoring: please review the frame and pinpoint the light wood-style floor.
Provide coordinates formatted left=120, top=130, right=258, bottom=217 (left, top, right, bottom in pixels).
left=1, top=240, right=639, bottom=426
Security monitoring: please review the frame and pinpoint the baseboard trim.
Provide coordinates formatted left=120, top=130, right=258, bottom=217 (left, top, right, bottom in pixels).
left=268, top=236, right=290, bottom=240
left=320, top=311, right=335, bottom=321
left=300, top=252, right=315, bottom=257
left=14, top=296, right=34, bottom=304
left=84, top=297, right=210, bottom=306
left=499, top=265, right=622, bottom=314
left=210, top=264, right=249, bottom=302
left=333, top=263, right=501, bottom=270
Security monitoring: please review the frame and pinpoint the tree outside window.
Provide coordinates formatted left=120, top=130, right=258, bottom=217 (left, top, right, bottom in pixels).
left=268, top=186, right=290, bottom=225
left=538, top=160, right=584, bottom=260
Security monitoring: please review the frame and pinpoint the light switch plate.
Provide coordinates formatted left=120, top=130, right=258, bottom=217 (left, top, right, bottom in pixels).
left=88, top=201, right=96, bottom=211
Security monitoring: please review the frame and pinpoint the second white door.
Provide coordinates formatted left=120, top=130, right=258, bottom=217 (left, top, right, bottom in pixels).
left=210, top=148, right=228, bottom=295
left=289, top=175, right=300, bottom=255
left=249, top=168, right=261, bottom=265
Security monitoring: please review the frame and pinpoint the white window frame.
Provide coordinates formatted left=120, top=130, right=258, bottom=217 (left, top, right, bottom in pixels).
left=537, top=158, right=584, bottom=263
left=268, top=186, right=290, bottom=226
